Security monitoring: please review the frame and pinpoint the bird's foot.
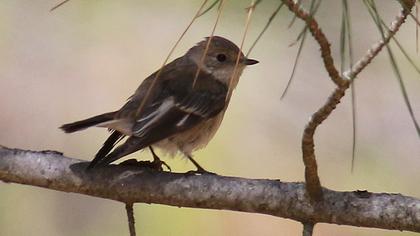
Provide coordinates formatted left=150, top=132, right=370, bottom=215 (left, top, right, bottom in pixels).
left=120, top=158, right=171, bottom=172
left=151, top=157, right=172, bottom=172
left=185, top=167, right=217, bottom=176
left=184, top=155, right=215, bottom=175
left=148, top=146, right=171, bottom=171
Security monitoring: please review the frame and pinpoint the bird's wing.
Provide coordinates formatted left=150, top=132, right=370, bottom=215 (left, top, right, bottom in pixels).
left=133, top=92, right=225, bottom=137
left=115, top=57, right=184, bottom=119
left=132, top=70, right=228, bottom=142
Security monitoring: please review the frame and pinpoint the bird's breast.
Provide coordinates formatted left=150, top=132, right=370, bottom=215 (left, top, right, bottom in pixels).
left=154, top=111, right=226, bottom=156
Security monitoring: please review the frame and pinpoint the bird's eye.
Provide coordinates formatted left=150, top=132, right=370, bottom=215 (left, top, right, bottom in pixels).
left=216, top=54, right=227, bottom=62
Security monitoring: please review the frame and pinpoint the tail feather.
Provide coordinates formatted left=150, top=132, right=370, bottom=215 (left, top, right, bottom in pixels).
left=87, top=130, right=124, bottom=169
left=96, top=136, right=148, bottom=166
left=60, top=112, right=116, bottom=133
left=92, top=121, right=179, bottom=167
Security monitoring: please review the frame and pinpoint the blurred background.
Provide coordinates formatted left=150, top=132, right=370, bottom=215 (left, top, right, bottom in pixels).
left=0, top=0, right=419, bottom=235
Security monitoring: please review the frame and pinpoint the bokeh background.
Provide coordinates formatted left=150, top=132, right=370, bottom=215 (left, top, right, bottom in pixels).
left=1, top=0, right=419, bottom=235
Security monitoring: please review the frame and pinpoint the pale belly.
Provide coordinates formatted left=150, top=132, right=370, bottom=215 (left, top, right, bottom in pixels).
left=153, top=111, right=225, bottom=157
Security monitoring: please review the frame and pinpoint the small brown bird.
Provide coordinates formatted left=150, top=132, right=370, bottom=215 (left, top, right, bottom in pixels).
left=61, top=36, right=258, bottom=172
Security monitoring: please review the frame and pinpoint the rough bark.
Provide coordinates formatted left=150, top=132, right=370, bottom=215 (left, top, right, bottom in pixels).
left=1, top=146, right=420, bottom=233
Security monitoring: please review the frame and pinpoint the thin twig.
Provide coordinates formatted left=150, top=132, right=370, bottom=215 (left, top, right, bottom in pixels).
left=288, top=0, right=303, bottom=28
left=344, top=1, right=414, bottom=80
left=126, top=203, right=136, bottom=236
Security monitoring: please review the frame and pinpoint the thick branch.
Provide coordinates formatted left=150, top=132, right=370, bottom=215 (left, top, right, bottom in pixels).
left=1, top=147, right=420, bottom=233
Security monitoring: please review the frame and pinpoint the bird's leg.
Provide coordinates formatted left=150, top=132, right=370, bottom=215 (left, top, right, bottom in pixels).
left=186, top=155, right=216, bottom=175
left=149, top=146, right=171, bottom=171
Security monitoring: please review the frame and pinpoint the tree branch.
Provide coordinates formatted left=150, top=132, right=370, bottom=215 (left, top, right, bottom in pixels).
left=282, top=0, right=415, bottom=202
left=281, top=0, right=349, bottom=202
left=302, top=222, right=315, bottom=236
left=344, top=0, right=415, bottom=80
left=301, top=86, right=348, bottom=200
left=1, top=146, right=420, bottom=233
left=281, top=0, right=346, bottom=87
left=126, top=203, right=136, bottom=236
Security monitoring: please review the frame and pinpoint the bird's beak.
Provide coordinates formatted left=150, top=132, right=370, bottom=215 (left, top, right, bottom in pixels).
left=243, top=58, right=259, bottom=65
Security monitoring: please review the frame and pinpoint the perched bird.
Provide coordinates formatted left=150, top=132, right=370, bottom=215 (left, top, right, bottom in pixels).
left=61, top=36, right=258, bottom=172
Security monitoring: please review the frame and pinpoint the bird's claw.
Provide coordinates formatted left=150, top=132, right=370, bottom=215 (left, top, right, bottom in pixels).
left=120, top=158, right=171, bottom=172
left=151, top=158, right=172, bottom=172
left=185, top=167, right=217, bottom=176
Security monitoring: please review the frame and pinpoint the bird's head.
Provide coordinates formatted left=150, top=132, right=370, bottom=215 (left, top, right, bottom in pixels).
left=186, top=36, right=258, bottom=85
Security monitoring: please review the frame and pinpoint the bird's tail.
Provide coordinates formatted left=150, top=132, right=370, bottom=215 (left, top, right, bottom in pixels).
left=60, top=111, right=116, bottom=133
left=87, top=130, right=124, bottom=169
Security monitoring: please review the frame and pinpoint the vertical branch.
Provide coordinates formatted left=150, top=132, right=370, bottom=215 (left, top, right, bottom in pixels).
left=281, top=0, right=348, bottom=201
left=302, top=86, right=349, bottom=201
left=302, top=222, right=315, bottom=236
left=126, top=203, right=136, bottom=236
left=282, top=0, right=415, bottom=201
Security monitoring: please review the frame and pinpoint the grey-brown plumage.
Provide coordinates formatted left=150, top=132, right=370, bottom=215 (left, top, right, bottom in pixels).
left=61, top=36, right=258, bottom=171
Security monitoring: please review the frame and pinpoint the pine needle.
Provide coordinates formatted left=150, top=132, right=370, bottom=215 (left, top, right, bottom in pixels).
left=227, top=0, right=258, bottom=100
left=193, top=0, right=227, bottom=88
left=246, top=2, right=284, bottom=57
left=364, top=0, right=420, bottom=137
left=281, top=0, right=322, bottom=99
left=50, top=0, right=71, bottom=11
